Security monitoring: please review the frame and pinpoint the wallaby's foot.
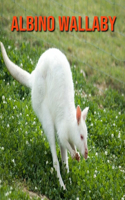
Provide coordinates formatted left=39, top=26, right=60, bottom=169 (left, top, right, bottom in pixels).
left=60, top=180, right=66, bottom=190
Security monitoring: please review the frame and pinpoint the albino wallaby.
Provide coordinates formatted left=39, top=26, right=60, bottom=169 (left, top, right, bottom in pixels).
left=0, top=42, right=89, bottom=189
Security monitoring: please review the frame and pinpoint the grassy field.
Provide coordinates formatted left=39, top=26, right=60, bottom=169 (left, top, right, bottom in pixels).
left=0, top=0, right=125, bottom=199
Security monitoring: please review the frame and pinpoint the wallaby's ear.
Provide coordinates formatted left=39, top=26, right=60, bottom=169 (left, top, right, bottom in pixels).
left=82, top=107, right=89, bottom=121
left=76, top=105, right=81, bottom=125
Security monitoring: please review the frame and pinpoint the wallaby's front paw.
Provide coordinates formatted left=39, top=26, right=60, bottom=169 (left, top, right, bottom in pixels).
left=75, top=152, right=80, bottom=162
left=71, top=151, right=80, bottom=162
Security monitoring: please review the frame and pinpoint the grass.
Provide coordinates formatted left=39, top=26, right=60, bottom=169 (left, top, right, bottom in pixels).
left=0, top=181, right=49, bottom=200
left=0, top=0, right=125, bottom=199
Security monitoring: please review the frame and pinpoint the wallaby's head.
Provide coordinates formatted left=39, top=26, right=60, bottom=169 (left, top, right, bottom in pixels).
left=75, top=105, right=89, bottom=159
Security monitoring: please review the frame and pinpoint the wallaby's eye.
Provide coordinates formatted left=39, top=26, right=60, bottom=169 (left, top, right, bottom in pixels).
left=80, top=135, right=84, bottom=140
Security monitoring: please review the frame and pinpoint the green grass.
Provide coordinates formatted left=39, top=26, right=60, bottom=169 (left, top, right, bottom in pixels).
left=0, top=0, right=125, bottom=199
left=0, top=181, right=46, bottom=200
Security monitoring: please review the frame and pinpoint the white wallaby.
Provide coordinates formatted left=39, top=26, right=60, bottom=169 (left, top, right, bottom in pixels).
left=0, top=42, right=89, bottom=189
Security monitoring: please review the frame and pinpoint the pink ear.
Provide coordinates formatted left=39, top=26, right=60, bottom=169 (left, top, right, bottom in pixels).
left=76, top=105, right=81, bottom=125
left=82, top=107, right=89, bottom=120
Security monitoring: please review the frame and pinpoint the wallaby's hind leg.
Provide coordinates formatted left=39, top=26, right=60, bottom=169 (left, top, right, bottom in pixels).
left=60, top=145, right=69, bottom=173
left=49, top=140, right=65, bottom=189
left=40, top=105, right=65, bottom=189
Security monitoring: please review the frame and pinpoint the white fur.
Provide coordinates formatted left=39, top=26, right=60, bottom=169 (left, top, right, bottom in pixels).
left=0, top=42, right=89, bottom=189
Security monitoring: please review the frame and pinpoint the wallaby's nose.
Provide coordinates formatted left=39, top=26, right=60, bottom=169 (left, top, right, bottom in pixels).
left=84, top=148, right=88, bottom=159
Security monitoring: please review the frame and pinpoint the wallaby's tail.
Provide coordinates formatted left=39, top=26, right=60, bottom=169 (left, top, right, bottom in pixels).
left=0, top=42, right=32, bottom=89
